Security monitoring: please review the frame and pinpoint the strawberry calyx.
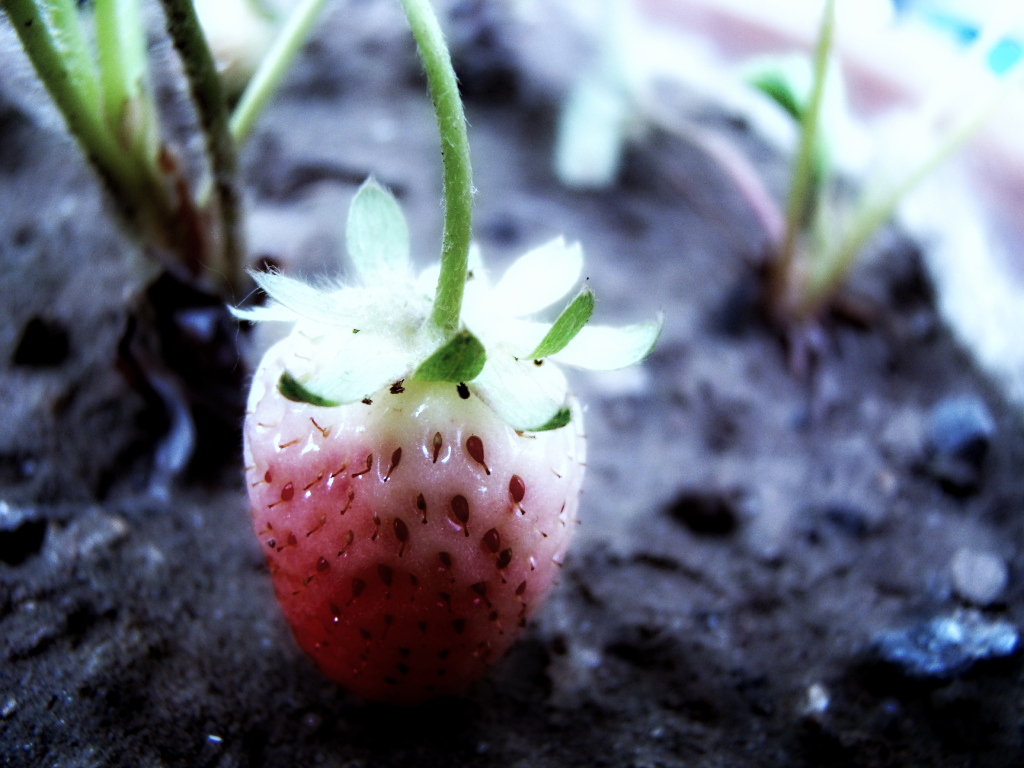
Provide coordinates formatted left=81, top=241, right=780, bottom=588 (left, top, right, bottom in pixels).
left=234, top=0, right=661, bottom=432
left=235, top=179, right=661, bottom=431
left=412, top=330, right=487, bottom=383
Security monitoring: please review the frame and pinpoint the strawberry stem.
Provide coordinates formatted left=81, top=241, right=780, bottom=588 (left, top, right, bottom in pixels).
left=159, top=0, right=245, bottom=296
left=399, top=0, right=473, bottom=339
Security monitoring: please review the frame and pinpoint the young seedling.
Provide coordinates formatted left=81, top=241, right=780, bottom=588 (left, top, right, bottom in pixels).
left=750, top=0, right=1024, bottom=364
left=236, top=0, right=662, bottom=704
left=3, top=0, right=228, bottom=293
left=553, top=0, right=785, bottom=240
left=555, top=0, right=1021, bottom=372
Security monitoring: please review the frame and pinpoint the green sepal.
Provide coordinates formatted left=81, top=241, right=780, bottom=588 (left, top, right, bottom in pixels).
left=529, top=283, right=594, bottom=359
left=346, top=176, right=410, bottom=282
left=534, top=407, right=572, bottom=432
left=278, top=371, right=340, bottom=407
left=413, top=330, right=486, bottom=383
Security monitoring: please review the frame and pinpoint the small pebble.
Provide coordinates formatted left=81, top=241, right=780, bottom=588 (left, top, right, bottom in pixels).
left=802, top=683, right=830, bottom=717
left=873, top=609, right=1018, bottom=678
left=0, top=500, right=31, bottom=529
left=1, top=698, right=16, bottom=719
left=73, top=513, right=129, bottom=559
left=923, top=395, right=995, bottom=493
left=175, top=307, right=223, bottom=343
left=926, top=396, right=995, bottom=457
left=951, top=548, right=1007, bottom=606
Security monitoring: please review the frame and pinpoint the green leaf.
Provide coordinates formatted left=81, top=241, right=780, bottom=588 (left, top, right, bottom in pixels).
left=529, top=283, right=594, bottom=359
left=745, top=57, right=808, bottom=121
left=413, top=330, right=486, bottom=383
left=278, top=371, right=340, bottom=407
left=346, top=176, right=410, bottom=282
left=552, top=316, right=663, bottom=371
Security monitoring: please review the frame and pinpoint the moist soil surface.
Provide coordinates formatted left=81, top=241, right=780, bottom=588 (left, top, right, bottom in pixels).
left=2, top=3, right=1024, bottom=766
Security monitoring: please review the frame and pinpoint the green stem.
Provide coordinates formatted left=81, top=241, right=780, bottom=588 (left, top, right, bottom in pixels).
left=1, top=0, right=173, bottom=257
left=399, top=0, right=473, bottom=338
left=774, top=0, right=834, bottom=306
left=230, top=0, right=330, bottom=145
left=95, top=0, right=158, bottom=165
left=3, top=0, right=101, bottom=116
left=159, top=0, right=245, bottom=296
left=1, top=0, right=130, bottom=183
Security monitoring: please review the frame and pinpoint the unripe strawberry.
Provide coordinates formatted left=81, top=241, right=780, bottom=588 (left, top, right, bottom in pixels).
left=226, top=0, right=660, bottom=705
left=237, top=176, right=658, bottom=703
left=244, top=346, right=584, bottom=703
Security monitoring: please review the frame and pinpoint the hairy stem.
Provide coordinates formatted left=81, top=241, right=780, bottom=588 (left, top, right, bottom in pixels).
left=1, top=0, right=140, bottom=191
left=399, top=0, right=473, bottom=338
left=159, top=0, right=245, bottom=297
left=230, top=0, right=330, bottom=144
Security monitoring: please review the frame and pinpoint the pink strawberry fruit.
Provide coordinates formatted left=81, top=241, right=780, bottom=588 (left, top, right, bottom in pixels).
left=244, top=358, right=584, bottom=703
left=236, top=175, right=659, bottom=703
left=236, top=0, right=659, bottom=704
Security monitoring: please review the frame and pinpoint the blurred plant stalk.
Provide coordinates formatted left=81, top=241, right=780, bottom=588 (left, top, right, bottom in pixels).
left=0, top=0, right=328, bottom=300
left=761, top=0, right=1024, bottom=325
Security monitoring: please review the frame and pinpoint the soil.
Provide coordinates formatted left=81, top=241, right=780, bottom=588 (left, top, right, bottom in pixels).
left=2, top=2, right=1024, bottom=766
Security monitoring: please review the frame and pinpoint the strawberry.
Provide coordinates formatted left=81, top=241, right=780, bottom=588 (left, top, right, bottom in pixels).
left=234, top=0, right=659, bottom=704
left=237, top=179, right=659, bottom=703
left=244, top=363, right=584, bottom=703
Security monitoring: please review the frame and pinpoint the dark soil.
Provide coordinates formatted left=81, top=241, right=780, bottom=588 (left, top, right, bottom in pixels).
left=2, top=3, right=1023, bottom=766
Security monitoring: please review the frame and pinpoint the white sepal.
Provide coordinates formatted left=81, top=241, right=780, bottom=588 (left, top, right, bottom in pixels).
left=492, top=238, right=583, bottom=317
left=249, top=271, right=349, bottom=326
left=302, top=330, right=416, bottom=404
left=346, top=177, right=411, bottom=284
left=552, top=315, right=663, bottom=370
left=471, top=344, right=570, bottom=432
left=230, top=303, right=300, bottom=324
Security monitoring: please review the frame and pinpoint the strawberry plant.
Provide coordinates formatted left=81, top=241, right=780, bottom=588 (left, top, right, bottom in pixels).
left=0, top=0, right=328, bottom=294
left=235, top=0, right=661, bottom=704
left=0, top=0, right=328, bottom=488
left=554, top=0, right=1021, bottom=371
left=750, top=0, right=1024, bottom=359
